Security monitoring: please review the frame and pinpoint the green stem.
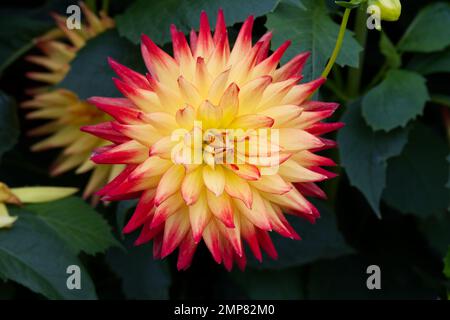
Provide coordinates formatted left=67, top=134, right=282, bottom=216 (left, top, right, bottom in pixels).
left=347, top=5, right=368, bottom=97
left=321, top=8, right=352, bottom=79
left=431, top=94, right=450, bottom=108
left=86, top=0, right=97, bottom=12
left=102, top=0, right=110, bottom=13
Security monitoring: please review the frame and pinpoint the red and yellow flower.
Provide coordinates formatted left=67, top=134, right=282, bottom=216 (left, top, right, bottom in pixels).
left=84, top=10, right=343, bottom=270
left=22, top=3, right=119, bottom=198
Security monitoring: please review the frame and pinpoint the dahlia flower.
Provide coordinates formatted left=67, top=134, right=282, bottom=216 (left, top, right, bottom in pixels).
left=22, top=3, right=118, bottom=198
left=84, top=10, right=342, bottom=270
left=0, top=182, right=77, bottom=228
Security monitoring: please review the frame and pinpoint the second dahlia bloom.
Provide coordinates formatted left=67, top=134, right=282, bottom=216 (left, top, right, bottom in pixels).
left=22, top=3, right=119, bottom=198
left=84, top=11, right=342, bottom=270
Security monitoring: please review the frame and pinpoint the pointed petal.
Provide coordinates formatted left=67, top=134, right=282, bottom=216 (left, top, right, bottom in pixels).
left=177, top=231, right=198, bottom=270
left=202, top=165, right=225, bottom=196
left=181, top=166, right=204, bottom=205
left=224, top=172, right=253, bottom=208
left=249, top=174, right=292, bottom=194
left=154, top=165, right=185, bottom=205
left=152, top=192, right=184, bottom=227
left=108, top=57, right=150, bottom=90
left=81, top=122, right=129, bottom=144
left=123, top=189, right=156, bottom=234
left=161, top=209, right=190, bottom=258
left=206, top=190, right=234, bottom=228
left=91, top=140, right=148, bottom=164
left=189, top=191, right=211, bottom=243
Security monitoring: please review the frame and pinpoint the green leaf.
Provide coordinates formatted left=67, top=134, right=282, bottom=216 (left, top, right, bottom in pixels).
left=379, top=32, right=401, bottom=69
left=58, top=30, right=145, bottom=100
left=338, top=102, right=409, bottom=217
left=22, top=197, right=120, bottom=255
left=106, top=236, right=171, bottom=300
left=0, top=213, right=96, bottom=299
left=248, top=200, right=353, bottom=269
left=408, top=47, right=450, bottom=75
left=383, top=124, right=449, bottom=218
left=278, top=0, right=305, bottom=9
left=308, top=255, right=437, bottom=299
left=398, top=2, right=450, bottom=53
left=0, top=91, right=19, bottom=162
left=231, top=268, right=304, bottom=299
left=266, top=0, right=362, bottom=81
left=362, top=69, right=429, bottom=131
left=116, top=0, right=278, bottom=45
left=335, top=0, right=366, bottom=9
left=444, top=247, right=450, bottom=279
left=0, top=13, right=52, bottom=73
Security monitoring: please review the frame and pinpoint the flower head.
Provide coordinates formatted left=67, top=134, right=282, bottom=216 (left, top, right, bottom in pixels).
left=84, top=10, right=342, bottom=270
left=22, top=3, right=118, bottom=198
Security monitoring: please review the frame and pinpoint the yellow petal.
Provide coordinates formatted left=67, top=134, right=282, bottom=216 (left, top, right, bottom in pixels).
left=278, top=159, right=327, bottom=183
left=206, top=190, right=234, bottom=228
left=208, top=69, right=231, bottom=105
left=193, top=57, right=213, bottom=97
left=139, top=112, right=178, bottom=134
left=229, top=114, right=274, bottom=129
left=177, top=76, right=202, bottom=108
left=218, top=82, right=239, bottom=126
left=202, top=165, right=225, bottom=196
left=249, top=174, right=292, bottom=194
left=188, top=191, right=211, bottom=243
left=10, top=186, right=78, bottom=203
left=175, top=105, right=195, bottom=130
left=181, top=166, right=204, bottom=205
left=154, top=165, right=185, bottom=205
left=278, top=128, right=324, bottom=151
left=224, top=171, right=253, bottom=208
left=0, top=182, right=21, bottom=204
left=197, top=100, right=222, bottom=129
left=258, top=104, right=303, bottom=127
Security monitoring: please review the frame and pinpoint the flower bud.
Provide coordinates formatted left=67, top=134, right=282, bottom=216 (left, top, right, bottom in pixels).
left=369, top=0, right=402, bottom=21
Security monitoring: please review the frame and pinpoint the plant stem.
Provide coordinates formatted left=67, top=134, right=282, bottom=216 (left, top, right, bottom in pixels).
left=86, top=0, right=97, bottom=12
left=102, top=0, right=110, bottom=13
left=347, top=5, right=368, bottom=97
left=321, top=8, right=352, bottom=79
left=431, top=95, right=450, bottom=108
left=366, top=62, right=388, bottom=90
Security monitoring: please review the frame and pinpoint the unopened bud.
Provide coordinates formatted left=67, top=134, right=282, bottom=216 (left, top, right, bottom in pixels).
left=369, top=0, right=402, bottom=21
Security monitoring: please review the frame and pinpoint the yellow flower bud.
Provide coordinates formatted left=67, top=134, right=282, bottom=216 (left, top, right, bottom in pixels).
left=369, top=0, right=402, bottom=21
